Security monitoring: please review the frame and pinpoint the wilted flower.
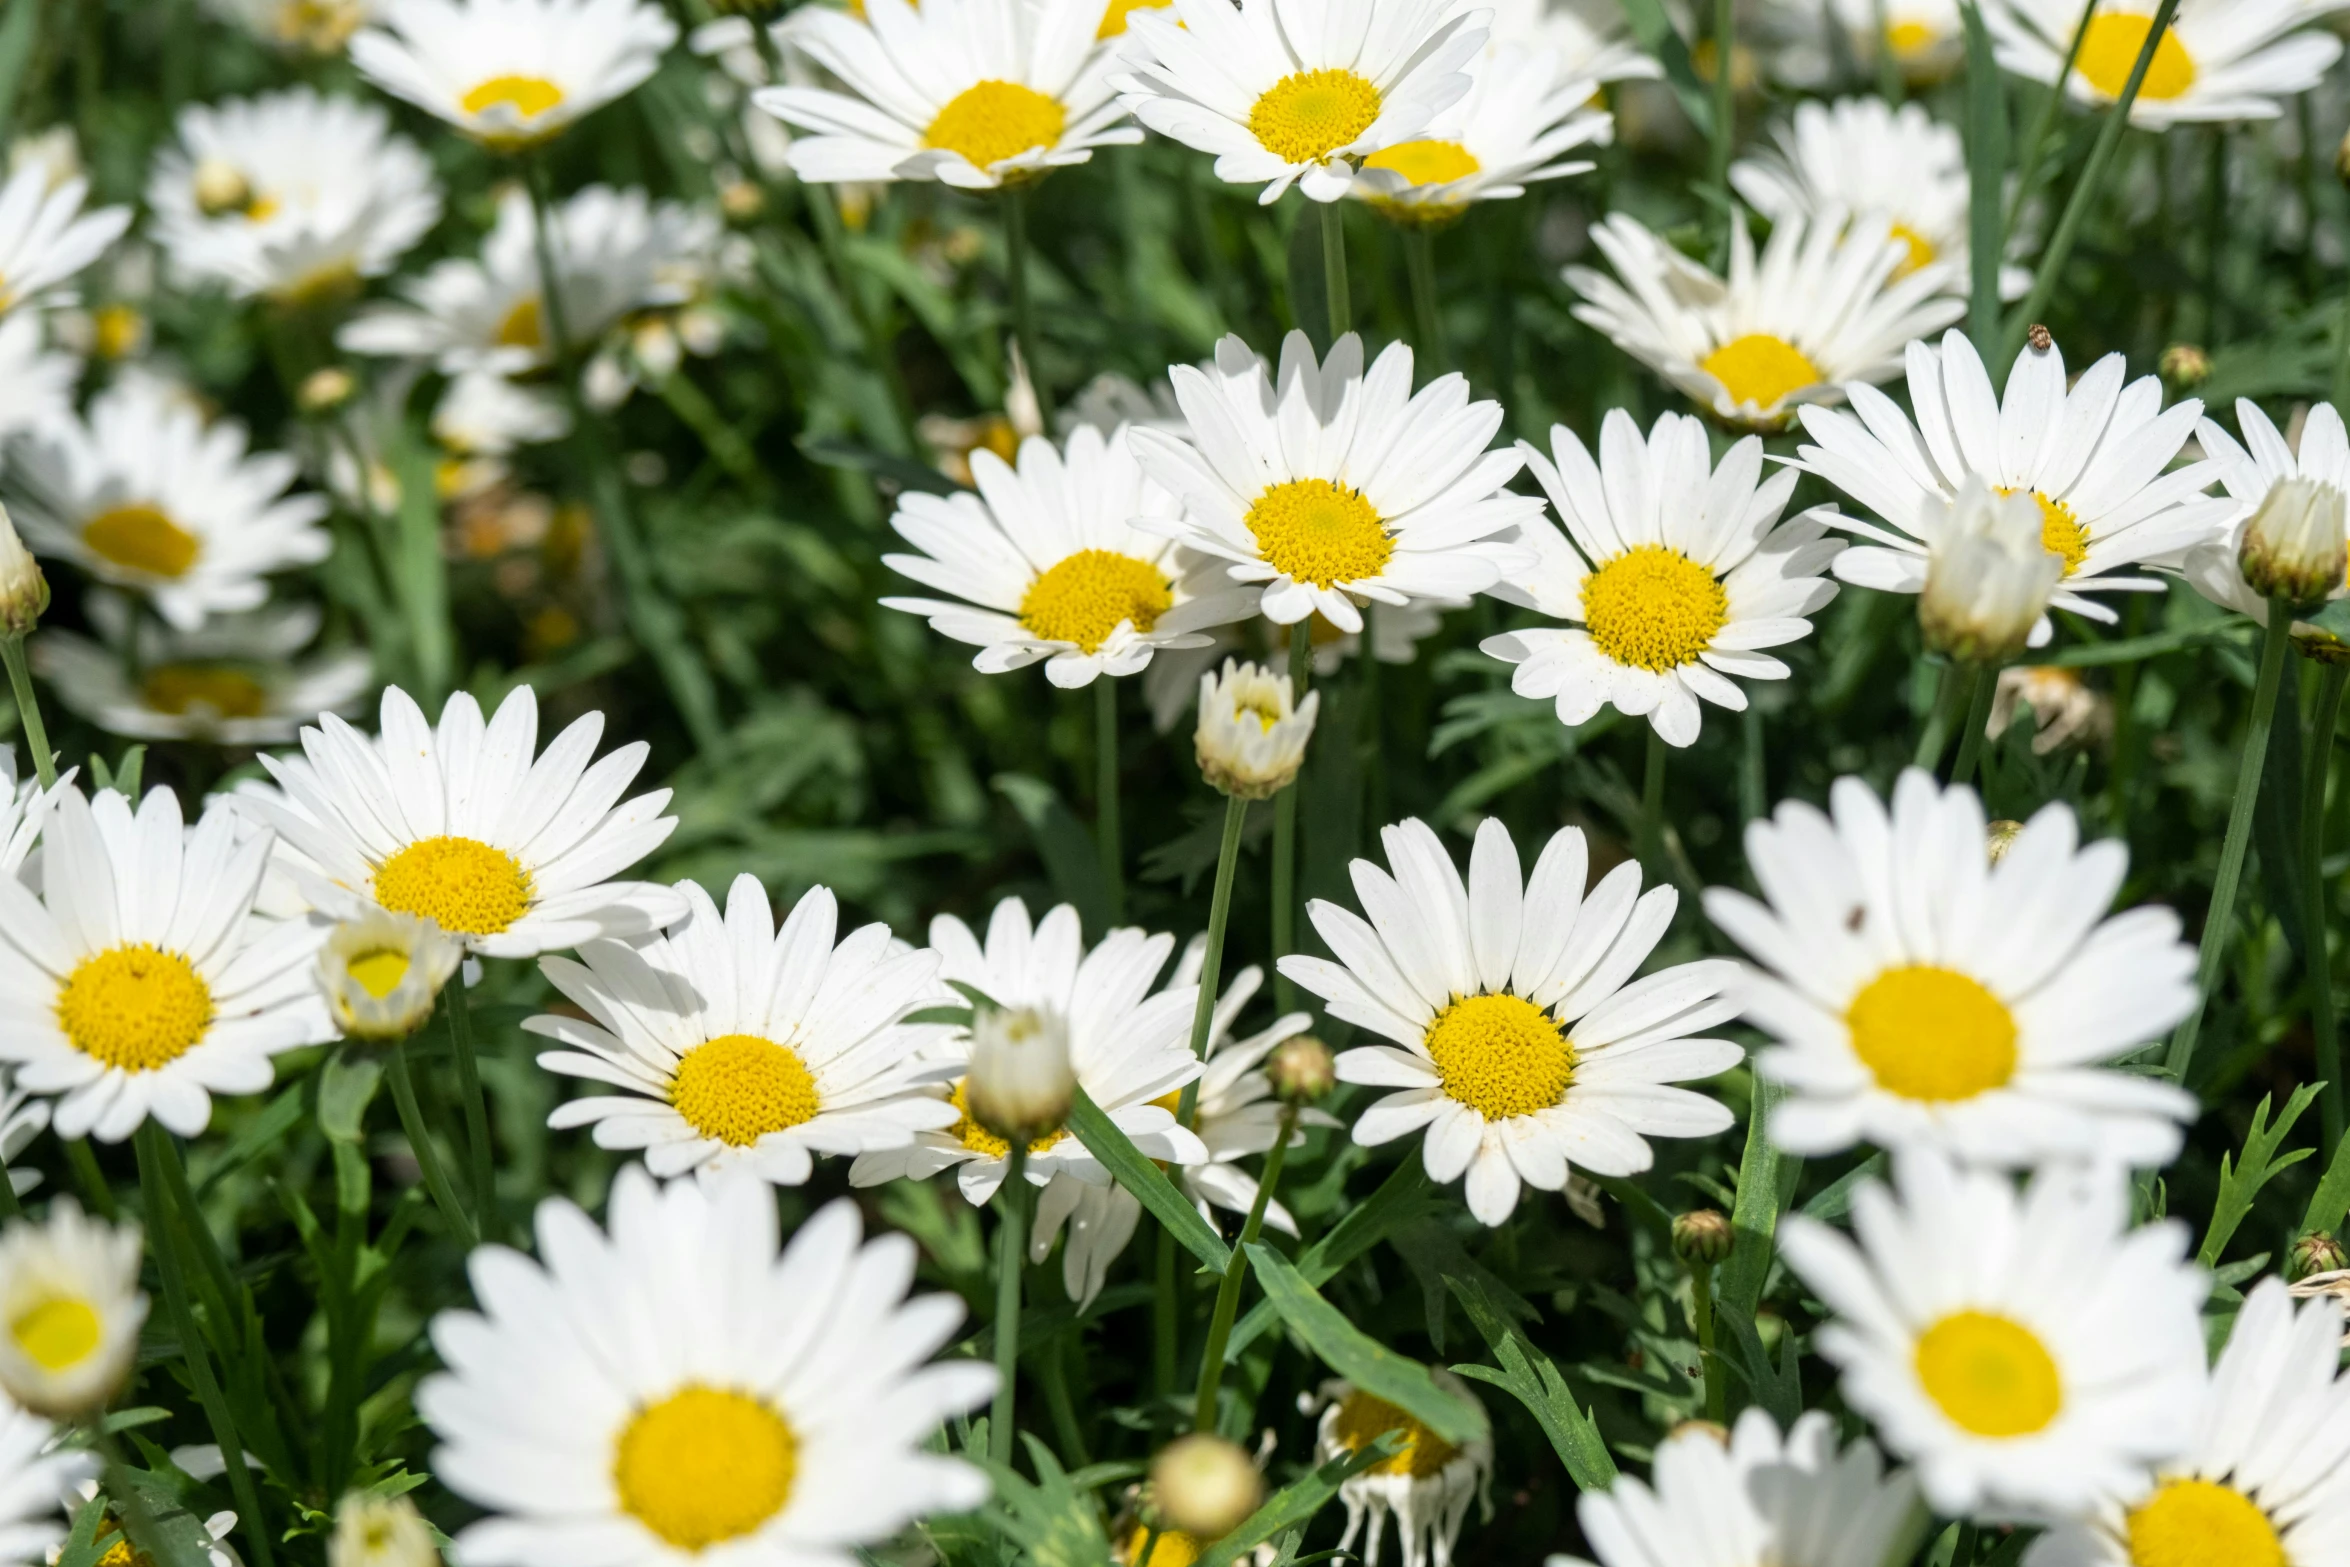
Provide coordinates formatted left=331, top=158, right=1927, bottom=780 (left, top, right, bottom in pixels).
left=1987, top=666, right=2112, bottom=755
left=0, top=1201, right=147, bottom=1418
left=1150, top=1434, right=1263, bottom=1542
left=1196, top=660, right=1318, bottom=799
left=330, top=1493, right=439, bottom=1567
left=2239, top=476, right=2348, bottom=606
left=963, top=1004, right=1076, bottom=1148
left=318, top=908, right=463, bottom=1043
left=1918, top=478, right=2062, bottom=662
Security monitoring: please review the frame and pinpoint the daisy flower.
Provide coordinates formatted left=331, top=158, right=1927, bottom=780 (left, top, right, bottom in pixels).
left=1128, top=332, right=1543, bottom=634
left=147, top=87, right=443, bottom=304
left=531, top=873, right=959, bottom=1187
left=1828, top=0, right=1965, bottom=82
left=349, top=0, right=678, bottom=149
left=0, top=1071, right=47, bottom=1199
left=1792, top=329, right=2234, bottom=642
left=1349, top=41, right=1608, bottom=224
left=420, top=1170, right=994, bottom=1566
left=1567, top=209, right=1966, bottom=431
left=1481, top=0, right=1660, bottom=84
left=2184, top=399, right=2350, bottom=629
left=0, top=786, right=333, bottom=1144
left=756, top=0, right=1142, bottom=190
left=0, top=1394, right=93, bottom=1562
left=879, top=423, right=1260, bottom=688
left=34, top=597, right=371, bottom=745
left=1315, top=1370, right=1493, bottom=1567
left=11, top=379, right=331, bottom=633
left=0, top=1200, right=147, bottom=1420
left=0, top=749, right=66, bottom=880
left=1112, top=0, right=1487, bottom=205
left=847, top=896, right=1207, bottom=1206
left=1281, top=817, right=1742, bottom=1226
left=1480, top=410, right=1845, bottom=748
left=0, top=313, right=75, bottom=440
left=236, top=684, right=688, bottom=958
left=316, top=908, right=463, bottom=1043
left=202, top=0, right=379, bottom=53
left=1985, top=0, right=2349, bottom=128
left=0, top=163, right=130, bottom=318
left=1704, top=768, right=2198, bottom=1167
left=1779, top=1149, right=2208, bottom=1518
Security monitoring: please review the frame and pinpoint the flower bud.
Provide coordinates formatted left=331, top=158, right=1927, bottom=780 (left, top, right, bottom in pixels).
left=1672, top=1208, right=1733, bottom=1266
left=1986, top=819, right=2024, bottom=864
left=1919, top=477, right=2062, bottom=663
left=299, top=367, right=357, bottom=414
left=964, top=1004, right=1075, bottom=1147
left=1267, top=1034, right=1336, bottom=1105
left=1196, top=659, right=1319, bottom=799
left=318, top=909, right=463, bottom=1043
left=192, top=156, right=252, bottom=217
left=718, top=180, right=765, bottom=221
left=2291, top=1231, right=2349, bottom=1284
left=1149, top=1434, right=1263, bottom=1542
left=1667, top=1418, right=1732, bottom=1447
left=330, top=1493, right=439, bottom=1567
left=0, top=504, right=47, bottom=639
left=2159, top=343, right=2212, bottom=389
left=2238, top=477, right=2348, bottom=608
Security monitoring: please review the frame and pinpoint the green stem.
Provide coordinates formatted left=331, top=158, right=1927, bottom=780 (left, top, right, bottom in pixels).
left=1708, top=0, right=1735, bottom=234
left=1913, top=661, right=1958, bottom=771
left=1039, top=1329, right=1089, bottom=1467
left=1137, top=1526, right=1166, bottom=1567
left=1690, top=1260, right=1724, bottom=1423
left=2306, top=659, right=2348, bottom=1149
left=2166, top=601, right=2295, bottom=1086
left=2, top=637, right=54, bottom=789
left=1319, top=201, right=1350, bottom=341
left=445, top=977, right=494, bottom=1239
left=1192, top=1104, right=1299, bottom=1431
left=1871, top=0, right=1903, bottom=105
left=1096, top=678, right=1124, bottom=925
left=989, top=1144, right=1030, bottom=1467
left=1004, top=186, right=1055, bottom=429
left=65, top=1139, right=116, bottom=1221
left=805, top=184, right=919, bottom=456
left=1637, top=726, right=1667, bottom=886
left=1949, top=663, right=1998, bottom=786
left=1403, top=226, right=1445, bottom=371
left=2333, top=283, right=2350, bottom=415
left=2007, top=0, right=2103, bottom=232
left=1739, top=704, right=1766, bottom=824
left=1151, top=1228, right=1178, bottom=1399
left=386, top=1043, right=477, bottom=1248
left=1177, top=795, right=1250, bottom=1129
left=1271, top=622, right=1313, bottom=1015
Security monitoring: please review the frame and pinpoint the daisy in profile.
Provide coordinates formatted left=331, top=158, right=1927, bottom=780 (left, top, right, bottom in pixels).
left=847, top=897, right=1207, bottom=1207
left=2183, top=399, right=2350, bottom=629
left=35, top=597, right=371, bottom=745
left=1481, top=411, right=1844, bottom=748
left=0, top=787, right=333, bottom=1143
left=1828, top=0, right=1964, bottom=82
left=1780, top=1150, right=2207, bottom=1517
left=531, top=875, right=959, bottom=1187
left=0, top=163, right=130, bottom=318
left=1791, top=328, right=2234, bottom=641
left=349, top=0, right=678, bottom=149
left=1283, top=818, right=1742, bottom=1226
left=1315, top=1370, right=1493, bottom=1567
left=237, top=684, right=687, bottom=957
left=1567, top=210, right=1965, bottom=430
left=420, top=1171, right=994, bottom=1565
left=1113, top=0, right=1487, bottom=205
left=1348, top=42, right=1609, bottom=225
left=757, top=0, right=1141, bottom=190
left=1482, top=0, right=1660, bottom=84
left=1986, top=0, right=2348, bottom=128
left=146, top=88, right=442, bottom=304
left=1129, top=332, right=1543, bottom=634
left=1705, top=769, right=2198, bottom=1167
left=12, top=378, right=332, bottom=631
left=202, top=0, right=378, bottom=53
left=882, top=424, right=1258, bottom=688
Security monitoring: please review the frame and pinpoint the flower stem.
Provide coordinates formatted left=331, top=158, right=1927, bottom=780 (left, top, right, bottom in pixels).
left=1637, top=726, right=1668, bottom=886
left=1707, top=0, right=1735, bottom=235
left=1689, top=1259, right=1724, bottom=1423
left=1739, top=704, right=1766, bottom=824
left=2, top=637, right=54, bottom=789
left=444, top=976, right=495, bottom=1240
left=2167, top=600, right=2295, bottom=1086
left=989, top=1144, right=1030, bottom=1467
left=1004, top=185, right=1055, bottom=428
left=1403, top=226, right=1445, bottom=371
left=1913, top=661, right=1958, bottom=771
left=1177, top=794, right=1250, bottom=1128
left=1320, top=201, right=1350, bottom=340
left=2007, top=0, right=2103, bottom=233
left=1096, top=678, right=1124, bottom=925
left=386, top=1042, right=476, bottom=1248
left=1192, top=1104, right=1298, bottom=1432
left=2306, top=658, right=2348, bottom=1148
left=1948, top=663, right=1998, bottom=786
left=1870, top=0, right=1903, bottom=105
left=1152, top=1229, right=1178, bottom=1398
left=1272, top=622, right=1312, bottom=1014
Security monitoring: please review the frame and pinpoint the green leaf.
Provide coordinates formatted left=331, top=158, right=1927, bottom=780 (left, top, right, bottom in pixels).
left=2041, top=622, right=2254, bottom=667
left=1962, top=2, right=2010, bottom=359
left=1718, top=1079, right=1801, bottom=1319
left=1244, top=1242, right=1484, bottom=1447
left=1226, top=1159, right=1440, bottom=1361
left=1799, top=1153, right=1887, bottom=1224
left=1715, top=1311, right=1801, bottom=1429
left=0, top=0, right=40, bottom=142
left=993, top=774, right=1114, bottom=938
left=1445, top=1273, right=1617, bottom=1490
left=1286, top=209, right=1333, bottom=352
left=54, top=1496, right=107, bottom=1567
left=2300, top=1127, right=2350, bottom=1236
left=975, top=1435, right=1112, bottom=1567
left=317, top=1050, right=384, bottom=1145
left=1065, top=1087, right=1230, bottom=1272
left=1194, top=1434, right=1404, bottom=1567
left=2202, top=1084, right=2323, bottom=1267
left=88, top=746, right=145, bottom=798
left=797, top=434, right=963, bottom=496
left=1612, top=0, right=1714, bottom=137
left=904, top=1005, right=976, bottom=1028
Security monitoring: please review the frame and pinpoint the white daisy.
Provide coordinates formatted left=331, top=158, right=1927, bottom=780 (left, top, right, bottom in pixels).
left=1128, top=331, right=1543, bottom=634
left=1142, top=602, right=1446, bottom=731
left=1112, top=0, right=1487, bottom=205
left=420, top=1170, right=995, bottom=1566
left=11, top=378, right=332, bottom=632
left=432, top=370, right=570, bottom=457
left=2184, top=399, right=2350, bottom=627
left=236, top=684, right=688, bottom=958
left=1779, top=1149, right=2208, bottom=1518
left=1986, top=0, right=2349, bottom=128
left=1480, top=0, right=1661, bottom=84
left=1349, top=41, right=1608, bottom=223
left=0, top=163, right=130, bottom=318
left=1792, top=329, right=2235, bottom=642
left=1704, top=768, right=2199, bottom=1167
left=756, top=0, right=1141, bottom=190
left=350, top=0, right=678, bottom=148
left=532, top=874, right=960, bottom=1187
left=1826, top=0, right=1965, bottom=82
left=0, top=749, right=66, bottom=881
left=847, top=896, right=1208, bottom=1206
left=0, top=786, right=333, bottom=1143
left=202, top=0, right=380, bottom=53
left=880, top=423, right=1260, bottom=688
left=317, top=907, right=463, bottom=1043
left=0, top=1070, right=46, bottom=1198
left=34, top=596, right=372, bottom=745
left=1282, top=817, right=1742, bottom=1227
left=147, top=87, right=443, bottom=303
left=0, top=1393, right=92, bottom=1562
left=1566, top=209, right=1967, bottom=431
left=0, top=313, right=74, bottom=440
left=1481, top=410, right=1845, bottom=748
left=0, top=1200, right=146, bottom=1420
left=1315, top=1370, right=1493, bottom=1567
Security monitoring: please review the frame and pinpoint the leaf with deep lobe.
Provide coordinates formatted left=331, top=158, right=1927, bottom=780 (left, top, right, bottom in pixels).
left=1194, top=1433, right=1404, bottom=1567
left=1245, top=1243, right=1484, bottom=1447
left=1065, top=1087, right=1230, bottom=1272
left=1446, top=1273, right=1617, bottom=1490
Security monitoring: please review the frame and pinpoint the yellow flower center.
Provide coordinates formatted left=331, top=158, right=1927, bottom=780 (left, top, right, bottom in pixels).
left=460, top=74, right=567, bottom=123
left=1580, top=544, right=1729, bottom=672
left=1329, top=1390, right=1459, bottom=1479
left=924, top=81, right=1067, bottom=171
left=1889, top=221, right=1936, bottom=275
left=495, top=296, right=544, bottom=351
left=57, top=944, right=214, bottom=1072
left=950, top=1078, right=1066, bottom=1157
left=1846, top=964, right=2018, bottom=1102
left=1018, top=549, right=1174, bottom=653
left=275, top=0, right=368, bottom=51
left=2009, top=488, right=2088, bottom=575
left=1424, top=992, right=1575, bottom=1121
left=2076, top=15, right=2196, bottom=102
left=140, top=665, right=269, bottom=720
left=243, top=193, right=282, bottom=224
left=1886, top=19, right=1937, bottom=57
left=1248, top=69, right=1383, bottom=164
left=1701, top=334, right=1823, bottom=412
left=1125, top=1525, right=1202, bottom=1565
left=91, top=305, right=143, bottom=361
left=11, top=1295, right=99, bottom=1372
left=83, top=504, right=200, bottom=580
left=1096, top=0, right=1168, bottom=38
left=1246, top=478, right=1393, bottom=590
left=614, top=1385, right=796, bottom=1551
left=670, top=1033, right=821, bottom=1147
left=1914, top=1310, right=2062, bottom=1437
left=373, top=836, right=534, bottom=939
left=1362, top=138, right=1481, bottom=189
left=2126, top=1480, right=2285, bottom=1567
left=346, top=949, right=411, bottom=1000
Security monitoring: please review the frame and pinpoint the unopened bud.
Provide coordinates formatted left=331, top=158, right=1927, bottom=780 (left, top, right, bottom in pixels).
left=193, top=156, right=252, bottom=216
left=318, top=909, right=462, bottom=1043
left=330, top=1493, right=439, bottom=1567
left=1149, top=1434, right=1262, bottom=1541
left=2291, top=1231, right=2349, bottom=1283
left=964, top=1005, right=1074, bottom=1147
left=1672, top=1208, right=1733, bottom=1266
left=1986, top=819, right=2024, bottom=864
left=0, top=504, right=47, bottom=638
left=2160, top=343, right=2212, bottom=388
left=1666, top=1418, right=1731, bottom=1447
left=299, top=367, right=357, bottom=414
left=2239, top=477, right=2348, bottom=607
left=1267, top=1034, right=1336, bottom=1105
left=1919, top=477, right=2062, bottom=662
left=1196, top=659, right=1318, bottom=799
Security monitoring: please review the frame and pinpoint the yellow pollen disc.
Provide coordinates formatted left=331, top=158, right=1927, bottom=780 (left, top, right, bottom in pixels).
left=57, top=944, right=214, bottom=1072
left=83, top=504, right=200, bottom=580
left=1248, top=68, right=1383, bottom=164
left=924, top=81, right=1067, bottom=171
left=1886, top=19, right=1936, bottom=57
left=613, top=1384, right=796, bottom=1551
left=1580, top=544, right=1729, bottom=672
left=1889, top=220, right=1937, bottom=275
left=140, top=665, right=268, bottom=719
left=243, top=193, right=281, bottom=224
left=495, top=296, right=544, bottom=351
left=1018, top=549, right=1174, bottom=653
left=1330, top=1390, right=1459, bottom=1479
left=670, top=1033, right=821, bottom=1147
left=373, top=836, right=533, bottom=939
left=11, top=1295, right=99, bottom=1372
left=1914, top=1310, right=2062, bottom=1438
left=95, top=1536, right=139, bottom=1567
left=1363, top=139, right=1481, bottom=189
left=1424, top=992, right=1575, bottom=1121
left=2127, top=1480, right=2285, bottom=1567
left=1246, top=478, right=1393, bottom=590
left=1846, top=964, right=2018, bottom=1102
left=1124, top=1524, right=1202, bottom=1565
left=460, top=74, right=567, bottom=122
left=1096, top=0, right=1168, bottom=38
left=949, top=1078, right=1066, bottom=1157
left=2077, top=15, right=2196, bottom=102
left=1701, top=334, right=1824, bottom=411
left=347, top=949, right=411, bottom=1000
left=91, top=304, right=142, bottom=361
left=2008, top=488, right=2088, bottom=575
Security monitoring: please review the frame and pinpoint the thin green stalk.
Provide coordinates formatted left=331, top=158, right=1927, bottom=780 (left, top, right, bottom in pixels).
left=1948, top=663, right=1997, bottom=786
left=1152, top=1228, right=1178, bottom=1398
left=1004, top=186, right=1056, bottom=428
left=1192, top=1104, right=1299, bottom=1431
left=2166, top=601, right=2295, bottom=1086
left=1271, top=622, right=1313, bottom=1015
left=2332, top=283, right=2350, bottom=414
left=1177, top=795, right=1250, bottom=1128
left=1708, top=0, right=1736, bottom=234
left=1689, top=1260, right=1724, bottom=1423
left=989, top=1144, right=1030, bottom=1466
left=2, top=638, right=54, bottom=788
left=1739, top=705, right=1766, bottom=824
left=64, top=1139, right=116, bottom=1221
left=1637, top=727, right=1667, bottom=885
left=2204, top=128, right=2228, bottom=345
left=2007, top=0, right=2102, bottom=232
left=1137, top=1525, right=1166, bottom=1567
left=1871, top=0, right=1903, bottom=104
left=1096, top=678, right=1124, bottom=925
left=1403, top=226, right=1445, bottom=370
left=445, top=978, right=495, bottom=1238
left=1913, top=661, right=1958, bottom=771
left=1039, top=1329, right=1089, bottom=1467
left=1319, top=202, right=1350, bottom=340
left=386, top=1043, right=477, bottom=1248
left=804, top=184, right=919, bottom=456
left=2306, top=659, right=2348, bottom=1149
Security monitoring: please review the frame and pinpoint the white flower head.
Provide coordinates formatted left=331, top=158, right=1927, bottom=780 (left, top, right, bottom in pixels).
left=1919, top=476, right=2065, bottom=661
left=350, top=0, right=678, bottom=148
left=0, top=1200, right=147, bottom=1418
left=0, top=164, right=130, bottom=317
left=2186, top=400, right=2350, bottom=628
left=1315, top=1369, right=1493, bottom=1567
left=1986, top=0, right=2350, bottom=128
left=319, top=908, right=463, bottom=1043
left=1824, top=0, right=1966, bottom=81
left=2237, top=475, right=2348, bottom=606
left=1477, top=0, right=1660, bottom=83
left=964, top=1002, right=1077, bottom=1146
left=204, top=0, right=381, bottom=52
left=1348, top=41, right=1609, bottom=224
left=0, top=314, right=75, bottom=444
left=1196, top=658, right=1319, bottom=798
left=35, top=597, right=372, bottom=746
left=328, top=1492, right=438, bottom=1567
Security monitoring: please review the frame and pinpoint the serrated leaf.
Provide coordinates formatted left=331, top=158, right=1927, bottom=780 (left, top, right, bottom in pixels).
left=1245, top=1243, right=1483, bottom=1447
left=1715, top=1311, right=1801, bottom=1429
left=1065, top=1088, right=1230, bottom=1272
left=2202, top=1084, right=2322, bottom=1266
left=1445, top=1272, right=1617, bottom=1490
